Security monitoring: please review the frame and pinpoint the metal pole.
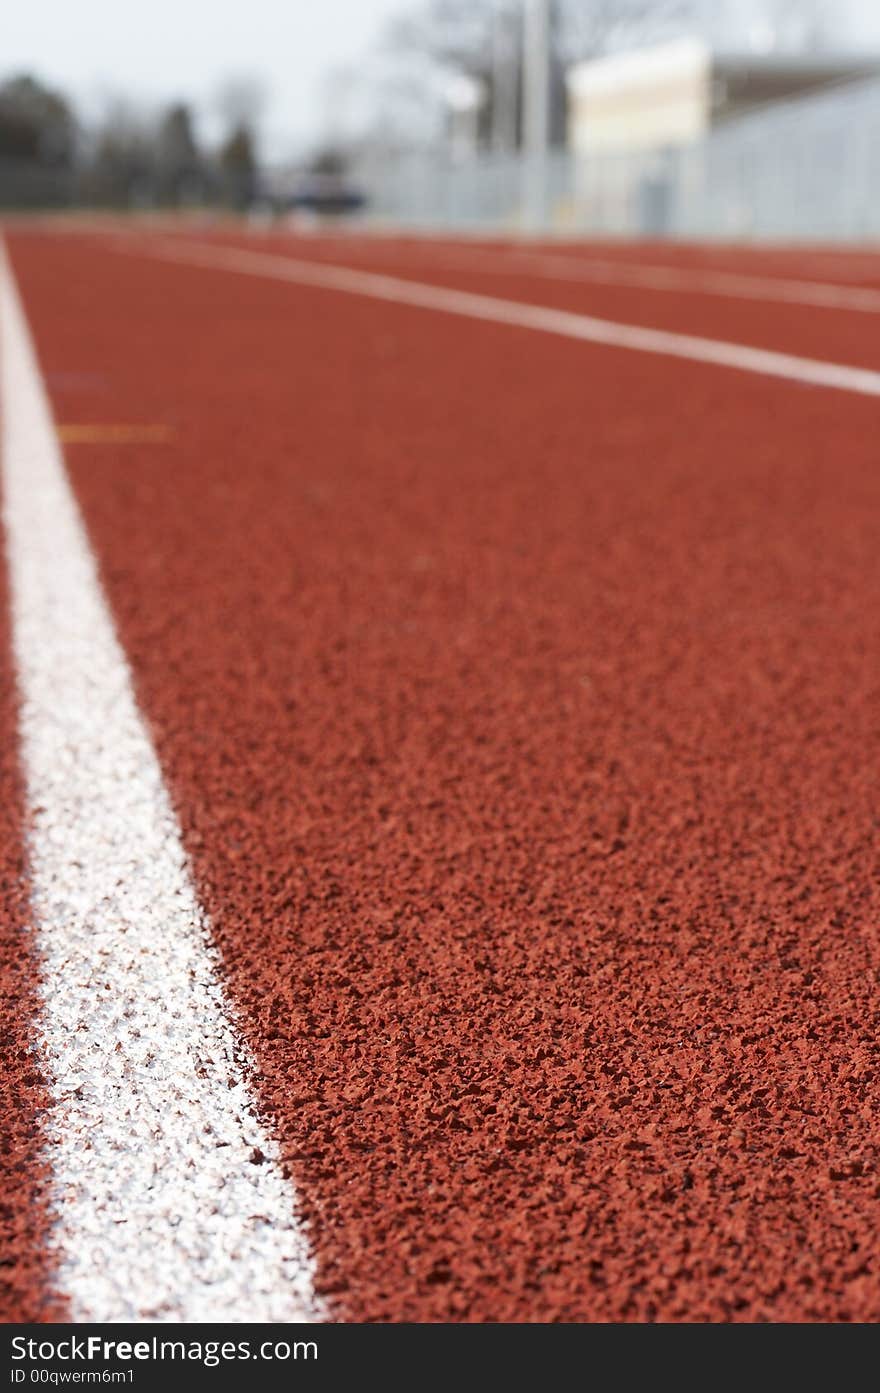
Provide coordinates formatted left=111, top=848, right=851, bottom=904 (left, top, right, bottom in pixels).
left=522, top=0, right=550, bottom=230
left=492, top=1, right=519, bottom=156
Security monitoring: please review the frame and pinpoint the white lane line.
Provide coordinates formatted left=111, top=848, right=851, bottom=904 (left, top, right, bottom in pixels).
left=411, top=245, right=880, bottom=314
left=267, top=235, right=880, bottom=314
left=0, top=242, right=324, bottom=1323
left=120, top=235, right=880, bottom=399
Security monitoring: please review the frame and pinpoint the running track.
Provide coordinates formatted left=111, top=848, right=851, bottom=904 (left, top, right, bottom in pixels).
left=2, top=223, right=880, bottom=1323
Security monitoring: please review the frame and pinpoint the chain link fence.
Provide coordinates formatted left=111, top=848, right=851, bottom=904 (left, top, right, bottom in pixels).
left=353, top=75, right=880, bottom=241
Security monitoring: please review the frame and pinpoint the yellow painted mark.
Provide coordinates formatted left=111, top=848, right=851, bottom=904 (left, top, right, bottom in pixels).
left=57, top=424, right=173, bottom=444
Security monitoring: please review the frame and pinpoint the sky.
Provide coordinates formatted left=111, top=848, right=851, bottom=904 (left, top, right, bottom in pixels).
left=4, top=0, right=880, bottom=161
left=2, top=0, right=406, bottom=160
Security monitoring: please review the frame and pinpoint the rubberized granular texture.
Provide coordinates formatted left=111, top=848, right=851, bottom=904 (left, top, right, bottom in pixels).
left=229, top=229, right=880, bottom=294
left=0, top=530, right=63, bottom=1322
left=200, top=227, right=880, bottom=374
left=7, top=230, right=880, bottom=1322
left=528, top=237, right=880, bottom=289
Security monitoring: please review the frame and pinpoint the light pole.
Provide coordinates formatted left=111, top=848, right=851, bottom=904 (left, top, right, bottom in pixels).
left=522, top=0, right=550, bottom=230
left=491, top=1, right=519, bottom=156
left=445, top=74, right=484, bottom=164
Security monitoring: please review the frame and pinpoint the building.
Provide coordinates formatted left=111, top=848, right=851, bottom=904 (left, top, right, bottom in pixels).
left=566, top=37, right=880, bottom=156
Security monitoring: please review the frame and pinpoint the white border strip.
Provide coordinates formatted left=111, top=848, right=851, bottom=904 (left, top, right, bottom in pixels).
left=125, top=236, right=880, bottom=399
left=382, top=243, right=880, bottom=314
left=511, top=249, right=880, bottom=314
left=275, top=234, right=880, bottom=314
left=0, top=241, right=323, bottom=1323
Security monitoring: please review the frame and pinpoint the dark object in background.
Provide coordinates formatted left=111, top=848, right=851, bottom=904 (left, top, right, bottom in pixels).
left=0, top=73, right=76, bottom=208
left=284, top=171, right=367, bottom=215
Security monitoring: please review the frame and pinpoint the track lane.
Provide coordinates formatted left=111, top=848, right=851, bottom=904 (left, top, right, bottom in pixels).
left=239, top=232, right=880, bottom=310
left=0, top=246, right=323, bottom=1323
left=308, top=232, right=880, bottom=290
left=531, top=238, right=880, bottom=287
left=6, top=229, right=880, bottom=1322
left=181, top=227, right=880, bottom=374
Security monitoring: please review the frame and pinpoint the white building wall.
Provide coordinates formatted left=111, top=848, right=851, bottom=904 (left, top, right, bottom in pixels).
left=566, top=38, right=713, bottom=155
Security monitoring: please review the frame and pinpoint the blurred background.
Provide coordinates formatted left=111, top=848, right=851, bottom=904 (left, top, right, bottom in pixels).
left=3, top=0, right=880, bottom=238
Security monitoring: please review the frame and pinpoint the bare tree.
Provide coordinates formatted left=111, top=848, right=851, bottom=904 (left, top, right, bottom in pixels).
left=214, top=76, right=266, bottom=209
left=385, top=1, right=691, bottom=71
left=377, top=0, right=695, bottom=151
left=381, top=1, right=531, bottom=149
left=558, top=0, right=692, bottom=61
left=384, top=0, right=496, bottom=78
left=155, top=103, right=203, bottom=206
left=219, top=124, right=257, bottom=208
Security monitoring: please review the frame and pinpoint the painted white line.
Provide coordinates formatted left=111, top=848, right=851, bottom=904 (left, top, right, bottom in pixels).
left=123, top=235, right=880, bottom=399
left=413, top=245, right=880, bottom=314
left=0, top=242, right=324, bottom=1323
left=269, top=235, right=880, bottom=314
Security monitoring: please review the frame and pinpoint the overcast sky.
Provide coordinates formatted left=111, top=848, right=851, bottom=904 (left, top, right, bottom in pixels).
left=4, top=0, right=880, bottom=160
left=2, top=0, right=405, bottom=159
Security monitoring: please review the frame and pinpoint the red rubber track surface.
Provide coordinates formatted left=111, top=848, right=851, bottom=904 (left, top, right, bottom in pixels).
left=0, top=539, right=61, bottom=1321
left=5, top=228, right=880, bottom=1321
left=273, top=231, right=880, bottom=290
left=194, top=226, right=880, bottom=373
left=528, top=238, right=880, bottom=288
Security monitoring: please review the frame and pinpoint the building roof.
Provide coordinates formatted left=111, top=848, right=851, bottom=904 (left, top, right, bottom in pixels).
left=567, top=38, right=880, bottom=97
